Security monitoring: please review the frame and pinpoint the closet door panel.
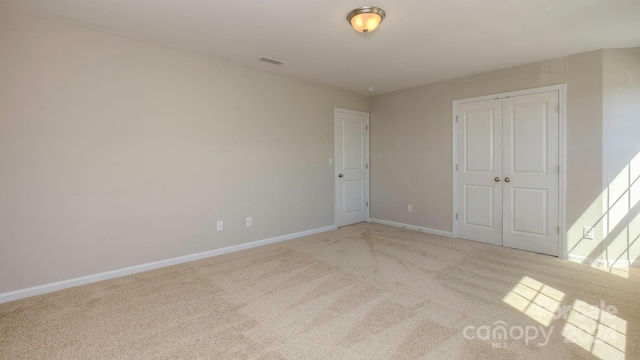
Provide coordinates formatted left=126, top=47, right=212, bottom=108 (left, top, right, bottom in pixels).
left=456, top=99, right=503, bottom=246
left=502, top=92, right=559, bottom=256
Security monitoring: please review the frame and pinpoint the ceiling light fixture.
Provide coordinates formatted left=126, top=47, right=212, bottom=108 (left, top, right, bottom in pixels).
left=347, top=6, right=386, bottom=33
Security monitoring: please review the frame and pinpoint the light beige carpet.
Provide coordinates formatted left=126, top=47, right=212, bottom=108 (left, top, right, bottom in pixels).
left=1, top=223, right=639, bottom=359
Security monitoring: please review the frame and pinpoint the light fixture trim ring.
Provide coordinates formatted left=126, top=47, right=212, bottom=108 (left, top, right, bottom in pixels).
left=346, top=6, right=386, bottom=25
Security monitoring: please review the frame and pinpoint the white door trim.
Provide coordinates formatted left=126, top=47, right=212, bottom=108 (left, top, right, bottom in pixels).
left=452, top=84, right=567, bottom=259
left=334, top=108, right=370, bottom=227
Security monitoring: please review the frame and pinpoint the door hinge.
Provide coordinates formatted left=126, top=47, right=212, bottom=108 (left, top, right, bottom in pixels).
left=456, top=164, right=458, bottom=171
left=366, top=202, right=369, bottom=207
left=557, top=226, right=560, bottom=234
left=456, top=116, right=458, bottom=122
left=456, top=213, right=458, bottom=220
left=366, top=125, right=368, bottom=131
left=366, top=164, right=368, bottom=169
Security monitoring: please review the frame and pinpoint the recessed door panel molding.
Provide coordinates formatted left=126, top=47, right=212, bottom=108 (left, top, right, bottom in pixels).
left=465, top=108, right=495, bottom=172
left=335, top=108, right=369, bottom=227
left=454, top=86, right=563, bottom=257
left=343, top=118, right=364, bottom=170
left=511, top=187, right=548, bottom=236
left=465, top=185, right=494, bottom=228
left=511, top=102, right=548, bottom=174
left=343, top=180, right=364, bottom=213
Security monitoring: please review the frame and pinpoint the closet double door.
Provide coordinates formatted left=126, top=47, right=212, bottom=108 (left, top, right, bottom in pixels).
left=456, top=91, right=559, bottom=256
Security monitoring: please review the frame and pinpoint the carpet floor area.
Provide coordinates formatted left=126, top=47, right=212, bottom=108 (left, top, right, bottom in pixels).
left=1, top=222, right=639, bottom=359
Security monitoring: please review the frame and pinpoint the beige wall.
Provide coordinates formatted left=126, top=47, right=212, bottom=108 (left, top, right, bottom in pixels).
left=603, top=48, right=640, bottom=185
left=567, top=47, right=640, bottom=264
left=601, top=48, right=640, bottom=264
left=564, top=51, right=604, bottom=260
left=0, top=8, right=368, bottom=293
left=370, top=50, right=606, bottom=259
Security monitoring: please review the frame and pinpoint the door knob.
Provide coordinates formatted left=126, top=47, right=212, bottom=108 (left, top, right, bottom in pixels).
left=339, top=174, right=344, bottom=178
left=504, top=177, right=511, bottom=182
left=494, top=177, right=501, bottom=182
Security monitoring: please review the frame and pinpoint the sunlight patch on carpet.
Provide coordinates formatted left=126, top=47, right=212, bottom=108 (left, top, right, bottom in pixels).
left=502, top=276, right=564, bottom=326
left=562, top=299, right=626, bottom=360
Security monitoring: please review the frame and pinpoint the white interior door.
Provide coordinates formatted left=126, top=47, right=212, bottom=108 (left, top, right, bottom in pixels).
left=502, top=92, right=559, bottom=256
left=456, top=99, right=503, bottom=245
left=335, top=109, right=369, bottom=227
left=455, top=90, right=560, bottom=256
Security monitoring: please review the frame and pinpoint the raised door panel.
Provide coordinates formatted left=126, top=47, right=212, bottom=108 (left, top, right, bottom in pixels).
left=343, top=120, right=364, bottom=170
left=465, top=109, right=495, bottom=173
left=512, top=102, right=548, bottom=174
left=465, top=185, right=494, bottom=228
left=343, top=180, right=364, bottom=214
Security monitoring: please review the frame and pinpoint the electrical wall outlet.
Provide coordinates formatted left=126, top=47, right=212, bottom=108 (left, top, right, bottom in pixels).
left=408, top=205, right=413, bottom=213
left=583, top=227, right=594, bottom=239
left=217, top=221, right=223, bottom=231
left=328, top=158, right=333, bottom=166
left=246, top=217, right=252, bottom=227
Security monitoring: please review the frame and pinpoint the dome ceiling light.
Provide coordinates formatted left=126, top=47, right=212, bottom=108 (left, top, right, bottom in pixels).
left=347, top=6, right=386, bottom=33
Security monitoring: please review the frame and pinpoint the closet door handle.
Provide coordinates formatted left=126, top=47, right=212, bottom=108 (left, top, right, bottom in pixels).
left=494, top=177, right=501, bottom=182
left=504, top=177, right=511, bottom=182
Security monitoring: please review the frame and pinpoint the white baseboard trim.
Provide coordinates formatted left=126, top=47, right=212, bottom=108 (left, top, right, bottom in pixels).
left=0, top=225, right=337, bottom=304
left=368, top=218, right=453, bottom=238
left=567, top=254, right=640, bottom=267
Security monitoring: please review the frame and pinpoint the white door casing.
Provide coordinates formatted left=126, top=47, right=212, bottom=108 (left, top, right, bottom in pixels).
left=454, top=88, right=562, bottom=256
left=456, top=99, right=503, bottom=246
left=335, top=108, right=369, bottom=227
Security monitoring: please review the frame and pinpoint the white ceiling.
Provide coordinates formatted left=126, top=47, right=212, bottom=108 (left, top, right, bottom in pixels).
left=2, top=0, right=639, bottom=95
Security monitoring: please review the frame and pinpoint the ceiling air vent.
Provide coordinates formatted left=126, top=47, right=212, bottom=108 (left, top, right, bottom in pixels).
left=259, top=57, right=285, bottom=66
